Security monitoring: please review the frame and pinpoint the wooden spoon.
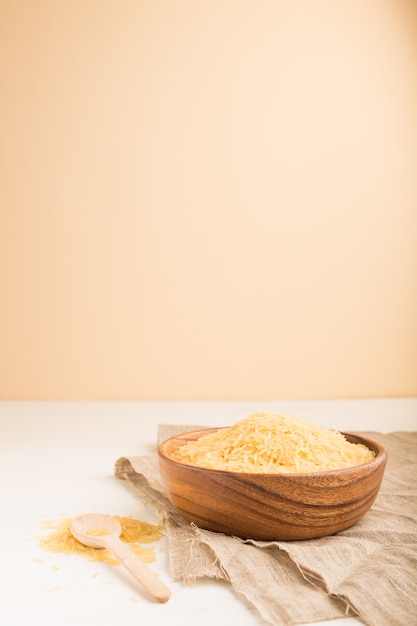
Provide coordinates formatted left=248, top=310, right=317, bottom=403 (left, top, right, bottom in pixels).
left=70, top=513, right=171, bottom=603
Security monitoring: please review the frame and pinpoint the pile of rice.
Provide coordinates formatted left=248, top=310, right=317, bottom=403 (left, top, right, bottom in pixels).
left=170, top=412, right=375, bottom=473
left=38, top=516, right=163, bottom=564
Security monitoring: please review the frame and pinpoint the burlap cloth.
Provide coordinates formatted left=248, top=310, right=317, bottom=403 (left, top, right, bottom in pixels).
left=115, top=426, right=417, bottom=626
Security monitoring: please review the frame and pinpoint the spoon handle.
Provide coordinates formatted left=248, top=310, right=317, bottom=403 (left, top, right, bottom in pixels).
left=100, top=534, right=171, bottom=603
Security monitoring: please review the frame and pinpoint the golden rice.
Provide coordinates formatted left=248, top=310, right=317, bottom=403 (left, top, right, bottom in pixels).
left=170, top=412, right=375, bottom=473
left=38, top=516, right=163, bottom=564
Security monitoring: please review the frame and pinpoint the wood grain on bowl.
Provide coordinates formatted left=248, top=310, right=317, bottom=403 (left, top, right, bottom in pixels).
left=158, top=429, right=387, bottom=541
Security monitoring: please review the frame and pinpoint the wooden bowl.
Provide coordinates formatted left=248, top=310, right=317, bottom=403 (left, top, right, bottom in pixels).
left=158, top=428, right=387, bottom=541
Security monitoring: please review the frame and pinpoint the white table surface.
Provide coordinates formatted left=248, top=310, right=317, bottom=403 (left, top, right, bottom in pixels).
left=1, top=398, right=416, bottom=626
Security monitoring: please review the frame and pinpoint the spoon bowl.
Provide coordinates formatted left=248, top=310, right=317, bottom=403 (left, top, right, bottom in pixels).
left=70, top=513, right=121, bottom=548
left=70, top=513, right=171, bottom=603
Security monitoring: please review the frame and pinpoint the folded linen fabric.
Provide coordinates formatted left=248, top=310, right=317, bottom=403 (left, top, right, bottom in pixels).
left=115, top=427, right=417, bottom=626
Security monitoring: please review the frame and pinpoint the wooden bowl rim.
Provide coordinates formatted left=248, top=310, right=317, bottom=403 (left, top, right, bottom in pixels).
left=158, top=427, right=387, bottom=478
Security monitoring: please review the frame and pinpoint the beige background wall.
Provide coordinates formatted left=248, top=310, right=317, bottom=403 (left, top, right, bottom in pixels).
left=1, top=0, right=416, bottom=400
